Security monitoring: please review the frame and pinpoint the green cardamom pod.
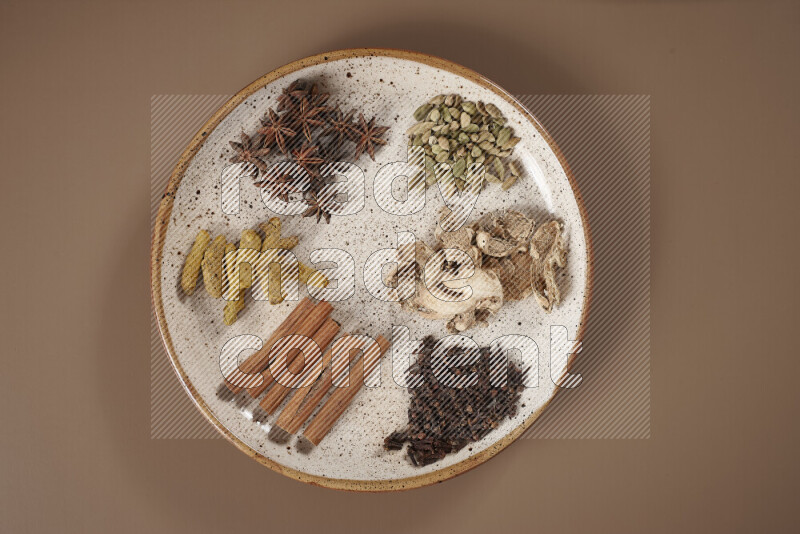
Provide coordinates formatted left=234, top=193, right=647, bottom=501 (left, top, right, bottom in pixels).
left=493, top=158, right=505, bottom=179
left=501, top=174, right=517, bottom=190
left=414, top=104, right=433, bottom=122
left=453, top=157, right=467, bottom=177
left=441, top=107, right=452, bottom=123
left=406, top=121, right=434, bottom=136
left=496, top=127, right=512, bottom=147
left=485, top=103, right=502, bottom=118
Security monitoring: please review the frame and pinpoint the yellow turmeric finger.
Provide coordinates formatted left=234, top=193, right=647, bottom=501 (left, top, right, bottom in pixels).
left=260, top=217, right=298, bottom=251
left=223, top=242, right=238, bottom=299
left=299, top=262, right=329, bottom=289
left=268, top=263, right=284, bottom=305
left=181, top=230, right=211, bottom=295
left=201, top=235, right=227, bottom=298
left=223, top=289, right=246, bottom=325
left=239, top=229, right=261, bottom=289
left=259, top=218, right=281, bottom=249
left=276, top=235, right=299, bottom=250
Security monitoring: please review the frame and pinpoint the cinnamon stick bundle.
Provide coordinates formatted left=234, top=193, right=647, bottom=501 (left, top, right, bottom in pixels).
left=258, top=318, right=340, bottom=414
left=274, top=334, right=365, bottom=435
left=225, top=297, right=314, bottom=393
left=246, top=300, right=334, bottom=398
left=302, top=335, right=390, bottom=446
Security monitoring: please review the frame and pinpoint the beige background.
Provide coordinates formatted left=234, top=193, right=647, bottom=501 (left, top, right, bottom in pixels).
left=1, top=0, right=798, bottom=532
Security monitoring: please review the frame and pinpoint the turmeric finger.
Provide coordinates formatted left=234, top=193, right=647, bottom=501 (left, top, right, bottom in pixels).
left=259, top=218, right=281, bottom=249
left=201, top=235, right=227, bottom=298
left=268, top=263, right=284, bottom=305
left=223, top=242, right=238, bottom=299
left=181, top=230, right=211, bottom=295
left=276, top=235, right=299, bottom=250
left=299, top=262, right=329, bottom=289
left=223, top=289, right=246, bottom=325
left=239, top=229, right=261, bottom=289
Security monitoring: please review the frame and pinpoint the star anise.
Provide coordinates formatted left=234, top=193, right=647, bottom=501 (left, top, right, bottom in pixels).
left=259, top=172, right=301, bottom=203
left=322, top=107, right=356, bottom=149
left=294, top=97, right=329, bottom=142
left=258, top=109, right=297, bottom=154
left=229, top=132, right=270, bottom=172
left=276, top=79, right=310, bottom=111
left=290, top=142, right=325, bottom=176
left=317, top=137, right=347, bottom=164
left=306, top=83, right=331, bottom=108
left=301, top=190, right=333, bottom=223
left=350, top=113, right=389, bottom=161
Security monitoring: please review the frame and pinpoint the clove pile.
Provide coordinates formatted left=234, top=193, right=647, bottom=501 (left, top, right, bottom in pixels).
left=384, top=336, right=526, bottom=467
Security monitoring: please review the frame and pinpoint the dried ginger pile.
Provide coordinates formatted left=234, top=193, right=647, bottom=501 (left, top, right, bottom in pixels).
left=397, top=209, right=567, bottom=332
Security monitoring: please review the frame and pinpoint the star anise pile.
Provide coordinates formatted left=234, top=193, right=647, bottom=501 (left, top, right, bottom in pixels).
left=227, top=79, right=390, bottom=223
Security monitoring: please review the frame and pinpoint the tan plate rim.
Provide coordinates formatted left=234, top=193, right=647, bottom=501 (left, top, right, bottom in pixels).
left=150, top=48, right=594, bottom=492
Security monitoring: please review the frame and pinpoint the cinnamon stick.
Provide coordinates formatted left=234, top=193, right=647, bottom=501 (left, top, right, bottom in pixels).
left=275, top=334, right=365, bottom=434
left=259, top=318, right=340, bottom=414
left=225, top=297, right=314, bottom=393
left=302, top=335, right=390, bottom=446
left=273, top=334, right=362, bottom=435
left=246, top=300, right=334, bottom=398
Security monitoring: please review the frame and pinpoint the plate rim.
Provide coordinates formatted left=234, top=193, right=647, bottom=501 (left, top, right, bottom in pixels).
left=150, top=47, right=594, bottom=492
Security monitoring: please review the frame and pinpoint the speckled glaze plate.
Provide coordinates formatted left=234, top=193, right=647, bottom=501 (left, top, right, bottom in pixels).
left=151, top=49, right=591, bottom=491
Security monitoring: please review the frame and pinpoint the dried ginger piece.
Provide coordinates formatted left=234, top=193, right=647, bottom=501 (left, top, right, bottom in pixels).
left=483, top=249, right=534, bottom=301
left=499, top=210, right=534, bottom=242
left=434, top=218, right=481, bottom=267
left=479, top=210, right=537, bottom=302
left=475, top=230, right=517, bottom=257
left=528, top=221, right=567, bottom=312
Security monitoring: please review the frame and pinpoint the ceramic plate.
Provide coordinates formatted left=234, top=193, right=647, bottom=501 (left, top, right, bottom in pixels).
left=151, top=49, right=591, bottom=491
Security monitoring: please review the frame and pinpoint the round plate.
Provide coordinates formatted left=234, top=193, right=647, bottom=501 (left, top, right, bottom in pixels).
left=151, top=49, right=591, bottom=491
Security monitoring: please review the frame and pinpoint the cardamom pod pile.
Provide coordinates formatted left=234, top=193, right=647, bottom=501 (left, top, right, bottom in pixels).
left=407, top=94, right=523, bottom=191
